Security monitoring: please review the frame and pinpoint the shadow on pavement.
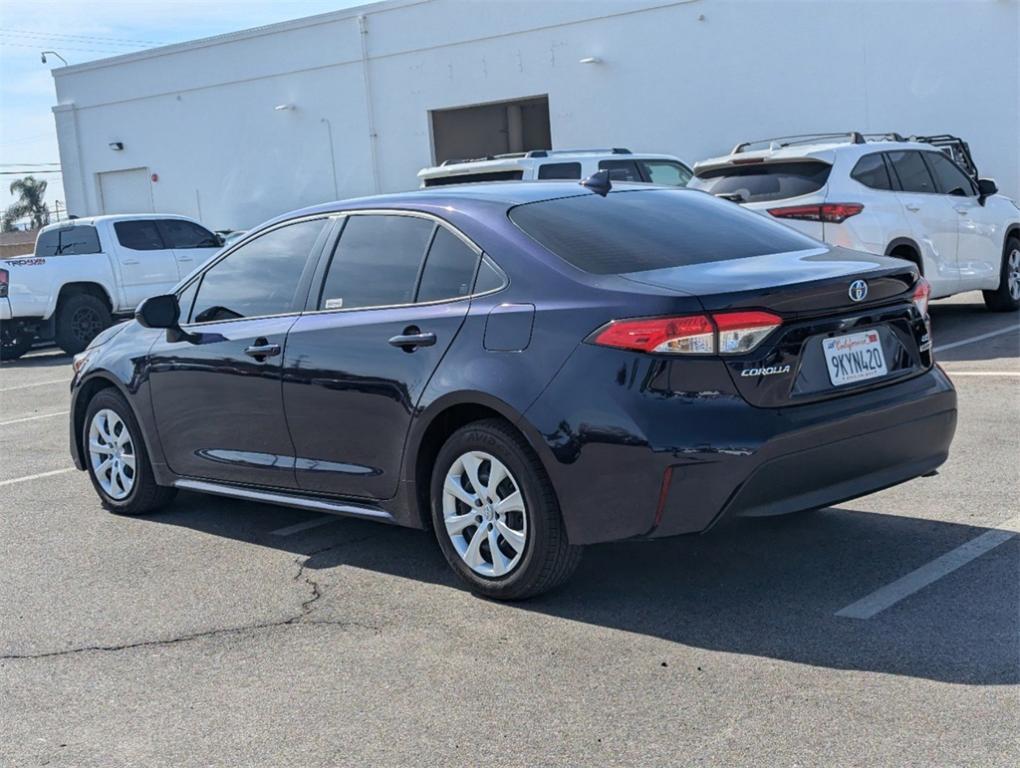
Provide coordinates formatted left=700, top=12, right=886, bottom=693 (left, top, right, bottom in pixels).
left=929, top=299, right=1018, bottom=363
left=149, top=495, right=1018, bottom=686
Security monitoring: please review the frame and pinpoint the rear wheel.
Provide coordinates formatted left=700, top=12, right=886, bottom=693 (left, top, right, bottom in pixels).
left=0, top=322, right=33, bottom=360
left=55, top=293, right=111, bottom=355
left=983, top=238, right=1020, bottom=312
left=430, top=419, right=582, bottom=600
left=83, top=388, right=176, bottom=514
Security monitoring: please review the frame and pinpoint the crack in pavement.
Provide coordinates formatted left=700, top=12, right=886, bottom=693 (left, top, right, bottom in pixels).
left=0, top=534, right=384, bottom=663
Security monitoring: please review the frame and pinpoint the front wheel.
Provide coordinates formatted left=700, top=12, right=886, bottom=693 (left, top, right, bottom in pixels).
left=430, top=419, right=582, bottom=600
left=983, top=238, right=1020, bottom=312
left=83, top=388, right=176, bottom=514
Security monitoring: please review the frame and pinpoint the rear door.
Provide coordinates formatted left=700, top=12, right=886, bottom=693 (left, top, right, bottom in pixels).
left=282, top=213, right=481, bottom=499
left=147, top=216, right=331, bottom=487
left=886, top=150, right=960, bottom=292
left=110, top=219, right=180, bottom=306
left=156, top=218, right=223, bottom=277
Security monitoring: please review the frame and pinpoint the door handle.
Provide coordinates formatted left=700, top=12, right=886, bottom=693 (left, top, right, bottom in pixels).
left=121, top=258, right=140, bottom=265
left=388, top=328, right=436, bottom=350
left=244, top=340, right=281, bottom=360
left=904, top=204, right=921, bottom=212
left=953, top=206, right=968, bottom=215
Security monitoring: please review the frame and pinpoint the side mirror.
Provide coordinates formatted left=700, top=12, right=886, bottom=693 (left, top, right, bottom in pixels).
left=135, top=294, right=180, bottom=329
left=977, top=178, right=998, bottom=203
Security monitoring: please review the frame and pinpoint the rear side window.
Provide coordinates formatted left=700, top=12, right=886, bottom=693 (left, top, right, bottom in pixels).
left=537, top=162, right=581, bottom=180
left=115, top=220, right=166, bottom=251
left=510, top=189, right=820, bottom=275
left=598, top=159, right=642, bottom=182
left=851, top=153, right=893, bottom=190
left=416, top=227, right=479, bottom=303
left=923, top=152, right=976, bottom=196
left=423, top=170, right=523, bottom=187
left=319, top=215, right=433, bottom=310
left=639, top=160, right=693, bottom=187
left=159, top=219, right=219, bottom=249
left=887, top=151, right=936, bottom=194
left=35, top=225, right=101, bottom=256
left=191, top=218, right=326, bottom=323
left=690, top=161, right=831, bottom=203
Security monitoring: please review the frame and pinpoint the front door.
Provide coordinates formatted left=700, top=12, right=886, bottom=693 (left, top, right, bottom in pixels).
left=282, top=214, right=481, bottom=499
left=147, top=216, right=331, bottom=487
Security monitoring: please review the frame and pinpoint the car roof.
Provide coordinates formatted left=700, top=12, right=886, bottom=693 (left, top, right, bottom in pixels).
left=38, top=213, right=198, bottom=231
left=694, top=139, right=937, bottom=174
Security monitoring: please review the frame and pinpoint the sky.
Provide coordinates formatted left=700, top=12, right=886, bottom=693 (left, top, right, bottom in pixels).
left=0, top=0, right=366, bottom=225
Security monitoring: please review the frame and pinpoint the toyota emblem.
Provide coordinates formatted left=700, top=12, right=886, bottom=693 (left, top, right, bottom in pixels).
left=849, top=279, right=868, bottom=302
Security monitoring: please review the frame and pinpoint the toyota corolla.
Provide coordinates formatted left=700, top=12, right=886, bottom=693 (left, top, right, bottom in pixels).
left=69, top=177, right=957, bottom=599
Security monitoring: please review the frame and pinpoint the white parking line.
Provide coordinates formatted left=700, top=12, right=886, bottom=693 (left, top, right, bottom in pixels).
left=0, top=467, right=76, bottom=487
left=934, top=325, right=1018, bottom=353
left=944, top=371, right=1020, bottom=377
left=0, top=377, right=70, bottom=393
left=270, top=515, right=339, bottom=537
left=836, top=516, right=1019, bottom=620
left=0, top=410, right=69, bottom=426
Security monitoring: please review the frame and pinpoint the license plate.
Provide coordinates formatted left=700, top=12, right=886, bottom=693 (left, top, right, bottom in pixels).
left=822, top=329, right=887, bottom=386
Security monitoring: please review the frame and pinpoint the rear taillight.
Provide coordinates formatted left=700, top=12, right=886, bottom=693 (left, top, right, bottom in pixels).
left=0, top=268, right=8, bottom=299
left=912, top=277, right=931, bottom=318
left=591, top=311, right=782, bottom=355
left=767, top=203, right=864, bottom=223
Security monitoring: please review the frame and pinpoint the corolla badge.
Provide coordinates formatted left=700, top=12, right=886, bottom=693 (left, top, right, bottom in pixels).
left=848, top=279, right=869, bottom=302
left=741, top=364, right=791, bottom=378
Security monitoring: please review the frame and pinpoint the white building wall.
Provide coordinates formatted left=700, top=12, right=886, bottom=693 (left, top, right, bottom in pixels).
left=52, top=0, right=1019, bottom=230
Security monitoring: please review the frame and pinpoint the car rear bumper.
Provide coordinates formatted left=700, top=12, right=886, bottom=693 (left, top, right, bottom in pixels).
left=524, top=347, right=957, bottom=545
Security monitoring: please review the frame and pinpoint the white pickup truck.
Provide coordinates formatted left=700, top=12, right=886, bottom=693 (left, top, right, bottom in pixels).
left=1, top=214, right=222, bottom=359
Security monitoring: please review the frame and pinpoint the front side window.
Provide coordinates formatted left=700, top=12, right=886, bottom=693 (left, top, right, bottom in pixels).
left=319, top=215, right=433, bottom=310
left=851, top=153, right=893, bottom=190
left=190, top=218, right=326, bottom=323
left=690, top=161, right=831, bottom=203
left=159, top=219, right=220, bottom=249
left=598, top=159, right=642, bottom=182
left=887, top=151, right=936, bottom=194
left=537, top=162, right=581, bottom=180
left=923, top=152, right=976, bottom=196
left=35, top=226, right=101, bottom=256
left=639, top=160, right=693, bottom=187
left=510, top=189, right=819, bottom=275
left=115, top=220, right=166, bottom=251
left=416, top=227, right=480, bottom=303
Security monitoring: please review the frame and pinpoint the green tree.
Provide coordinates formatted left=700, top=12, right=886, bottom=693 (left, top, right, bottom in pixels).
left=3, top=176, right=50, bottom=230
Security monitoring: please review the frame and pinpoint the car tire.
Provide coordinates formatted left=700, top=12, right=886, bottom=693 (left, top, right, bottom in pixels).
left=982, top=237, right=1020, bottom=312
left=430, top=418, right=582, bottom=600
left=83, top=388, right=177, bottom=515
left=0, top=324, right=33, bottom=360
left=55, top=293, right=112, bottom=355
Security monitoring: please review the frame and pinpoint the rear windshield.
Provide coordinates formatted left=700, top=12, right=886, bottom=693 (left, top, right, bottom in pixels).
left=508, top=189, right=819, bottom=275
left=690, top=161, right=831, bottom=203
left=424, top=170, right=523, bottom=187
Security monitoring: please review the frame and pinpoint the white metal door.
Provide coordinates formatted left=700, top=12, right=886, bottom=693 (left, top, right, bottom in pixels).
left=98, top=168, right=154, bottom=214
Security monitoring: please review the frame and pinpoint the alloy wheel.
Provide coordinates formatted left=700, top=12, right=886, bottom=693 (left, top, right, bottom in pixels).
left=442, top=450, right=527, bottom=578
left=71, top=306, right=103, bottom=345
left=1007, top=248, right=1020, bottom=301
left=88, top=408, right=136, bottom=500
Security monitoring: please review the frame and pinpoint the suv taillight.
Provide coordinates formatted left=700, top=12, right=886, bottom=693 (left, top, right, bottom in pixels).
left=591, top=311, right=782, bottom=355
left=767, top=203, right=864, bottom=223
left=913, top=277, right=931, bottom=318
left=0, top=268, right=8, bottom=299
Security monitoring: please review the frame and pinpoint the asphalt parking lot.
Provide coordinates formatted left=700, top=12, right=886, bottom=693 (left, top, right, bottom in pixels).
left=1, top=292, right=1017, bottom=767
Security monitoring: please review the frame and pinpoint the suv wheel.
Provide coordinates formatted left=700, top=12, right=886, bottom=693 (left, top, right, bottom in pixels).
left=983, top=237, right=1020, bottom=312
left=55, top=293, right=111, bottom=355
left=83, top=388, right=176, bottom=514
left=430, top=418, right=582, bottom=600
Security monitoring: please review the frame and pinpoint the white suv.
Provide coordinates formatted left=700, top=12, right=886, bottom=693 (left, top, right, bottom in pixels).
left=691, top=133, right=1020, bottom=311
left=418, top=148, right=693, bottom=188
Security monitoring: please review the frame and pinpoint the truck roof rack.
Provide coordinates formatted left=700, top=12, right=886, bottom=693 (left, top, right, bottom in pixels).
left=732, top=133, right=865, bottom=154
left=913, top=134, right=979, bottom=178
left=438, top=147, right=631, bottom=166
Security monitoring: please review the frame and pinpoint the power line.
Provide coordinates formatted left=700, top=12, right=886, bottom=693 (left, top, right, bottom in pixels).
left=0, top=27, right=167, bottom=46
left=0, top=163, right=61, bottom=167
left=0, top=169, right=63, bottom=175
left=0, top=39, right=146, bottom=55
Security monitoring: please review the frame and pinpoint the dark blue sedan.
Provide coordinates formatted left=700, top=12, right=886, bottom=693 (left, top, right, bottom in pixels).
left=69, top=179, right=956, bottom=599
